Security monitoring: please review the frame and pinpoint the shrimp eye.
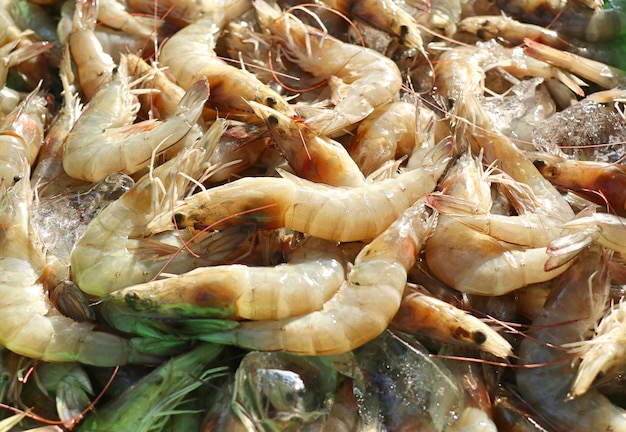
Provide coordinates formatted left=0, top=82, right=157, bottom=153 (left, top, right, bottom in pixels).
left=533, top=159, right=558, bottom=177
left=266, top=97, right=277, bottom=107
left=12, top=174, right=22, bottom=184
left=125, top=292, right=141, bottom=310
left=173, top=213, right=185, bottom=226
left=473, top=331, right=487, bottom=345
left=268, top=115, right=279, bottom=126
left=400, top=25, right=409, bottom=37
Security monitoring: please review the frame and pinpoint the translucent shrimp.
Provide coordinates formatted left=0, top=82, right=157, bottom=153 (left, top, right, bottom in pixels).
left=391, top=286, right=513, bottom=358
left=254, top=0, right=403, bottom=136
left=146, top=138, right=452, bottom=242
left=0, top=159, right=154, bottom=367
left=70, top=119, right=255, bottom=297
left=0, top=87, right=47, bottom=193
left=567, top=299, right=626, bottom=398
left=424, top=152, right=571, bottom=295
left=96, top=0, right=160, bottom=38
left=68, top=0, right=116, bottom=101
left=101, top=236, right=346, bottom=330
left=157, top=10, right=294, bottom=122
left=434, top=43, right=575, bottom=222
left=201, top=198, right=437, bottom=355
left=546, top=211, right=626, bottom=269
left=516, top=247, right=626, bottom=431
left=524, top=38, right=626, bottom=89
left=248, top=101, right=366, bottom=187
left=323, top=0, right=426, bottom=52
left=534, top=155, right=626, bottom=217
left=348, top=101, right=436, bottom=177
left=62, top=58, right=208, bottom=182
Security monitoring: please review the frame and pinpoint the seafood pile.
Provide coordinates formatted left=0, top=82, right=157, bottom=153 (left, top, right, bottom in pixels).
left=1, top=0, right=626, bottom=429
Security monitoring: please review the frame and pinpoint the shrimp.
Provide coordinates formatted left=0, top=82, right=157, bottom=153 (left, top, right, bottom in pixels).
left=127, top=0, right=252, bottom=26
left=70, top=119, right=254, bottom=297
left=200, top=198, right=436, bottom=355
left=100, top=236, right=346, bottom=327
left=546, top=211, right=626, bottom=269
left=391, top=286, right=513, bottom=358
left=96, top=0, right=160, bottom=38
left=254, top=0, right=403, bottom=136
left=0, top=158, right=154, bottom=367
left=348, top=101, right=434, bottom=177
left=146, top=137, right=452, bottom=242
left=0, top=36, right=52, bottom=90
left=534, top=155, right=626, bottom=217
left=248, top=101, right=366, bottom=187
left=524, top=38, right=626, bottom=89
left=157, top=11, right=294, bottom=122
left=31, top=47, right=83, bottom=195
left=68, top=0, right=116, bottom=101
left=567, top=299, right=626, bottom=398
left=323, top=0, right=426, bottom=52
left=424, top=152, right=571, bottom=295
left=434, top=43, right=575, bottom=222
left=499, top=0, right=626, bottom=43
left=516, top=247, right=626, bottom=431
left=0, top=87, right=47, bottom=194
left=62, top=58, right=208, bottom=182
left=77, top=344, right=226, bottom=432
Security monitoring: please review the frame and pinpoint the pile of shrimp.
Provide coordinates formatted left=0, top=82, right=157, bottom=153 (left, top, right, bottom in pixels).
left=1, top=0, right=626, bottom=429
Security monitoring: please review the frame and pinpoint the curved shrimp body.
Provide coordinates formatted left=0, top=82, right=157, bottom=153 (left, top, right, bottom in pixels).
left=158, top=14, right=294, bottom=121
left=63, top=60, right=209, bottom=182
left=70, top=120, right=252, bottom=297
left=248, top=101, right=366, bottom=187
left=0, top=161, right=153, bottom=366
left=254, top=0, right=402, bottom=135
left=516, top=247, right=626, bottom=431
left=102, top=237, right=346, bottom=326
left=0, top=89, right=47, bottom=192
left=201, top=198, right=436, bottom=355
left=425, top=152, right=571, bottom=295
left=147, top=138, right=452, bottom=242
left=97, top=0, right=161, bottom=38
left=568, top=299, right=626, bottom=398
left=534, top=156, right=626, bottom=217
left=324, top=0, right=425, bottom=51
left=391, top=288, right=513, bottom=359
left=68, top=0, right=116, bottom=101
left=348, top=101, right=425, bottom=177
left=426, top=194, right=560, bottom=247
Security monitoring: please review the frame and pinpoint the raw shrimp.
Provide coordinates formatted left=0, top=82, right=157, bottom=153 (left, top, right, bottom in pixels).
left=567, top=299, right=626, bottom=398
left=157, top=11, right=294, bottom=122
left=434, top=43, right=575, bottom=222
left=546, top=211, right=626, bottom=269
left=534, top=155, right=626, bottom=217
left=100, top=236, right=346, bottom=325
left=70, top=120, right=254, bottom=297
left=248, top=101, right=366, bottom=187
left=254, top=0, right=403, bottom=136
left=498, top=0, right=626, bottom=42
left=516, top=247, right=626, bottom=431
left=524, top=38, right=626, bottom=89
left=391, top=286, right=513, bottom=358
left=31, top=47, right=82, bottom=195
left=424, top=152, right=571, bottom=295
left=0, top=159, right=154, bottom=366
left=323, top=0, right=426, bottom=52
left=0, top=36, right=52, bottom=90
left=348, top=101, right=434, bottom=176
left=200, top=198, right=437, bottom=355
left=62, top=58, right=208, bottom=182
left=146, top=137, right=452, bottom=242
left=96, top=0, right=160, bottom=38
left=76, top=344, right=226, bottom=432
left=0, top=87, right=47, bottom=193
left=127, top=0, right=252, bottom=26
left=68, top=0, right=116, bottom=101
